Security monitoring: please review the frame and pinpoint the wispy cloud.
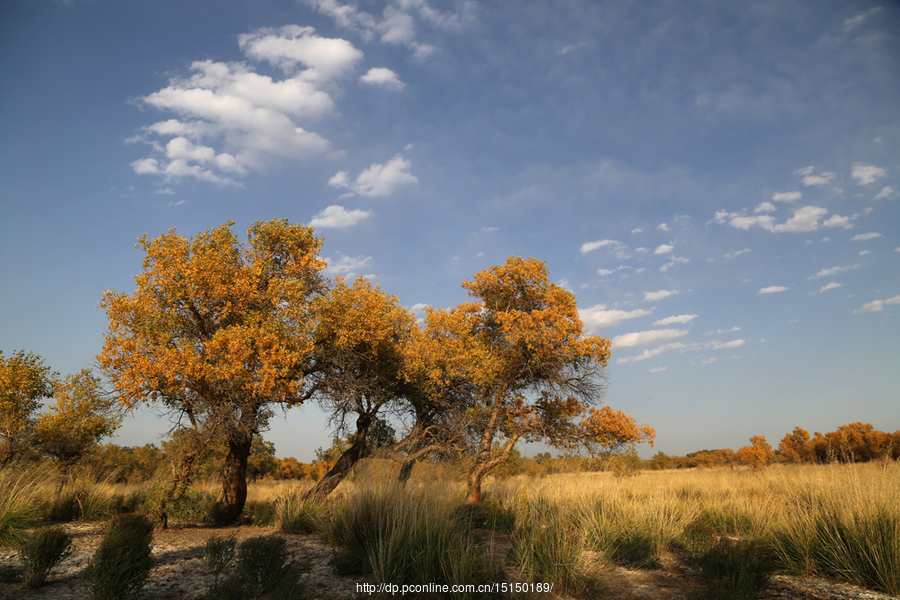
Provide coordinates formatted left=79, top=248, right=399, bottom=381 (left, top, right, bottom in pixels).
left=854, top=295, right=900, bottom=314
left=759, top=286, right=788, bottom=294
left=324, top=254, right=373, bottom=277
left=808, top=264, right=860, bottom=279
left=851, top=163, right=886, bottom=185
left=816, top=282, right=842, bottom=293
left=617, top=342, right=685, bottom=364
left=851, top=232, right=882, bottom=241
left=713, top=205, right=852, bottom=233
left=643, top=290, right=678, bottom=302
left=579, top=305, right=654, bottom=330
left=653, top=314, right=697, bottom=326
left=612, top=328, right=689, bottom=348
left=580, top=239, right=622, bottom=254
left=796, top=166, right=835, bottom=187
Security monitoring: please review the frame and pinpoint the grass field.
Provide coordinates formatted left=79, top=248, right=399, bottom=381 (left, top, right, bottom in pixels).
left=2, top=460, right=898, bottom=598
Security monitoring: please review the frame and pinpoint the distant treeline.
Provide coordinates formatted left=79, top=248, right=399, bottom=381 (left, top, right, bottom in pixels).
left=64, top=422, right=899, bottom=483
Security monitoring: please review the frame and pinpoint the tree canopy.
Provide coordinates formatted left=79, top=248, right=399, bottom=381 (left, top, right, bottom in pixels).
left=98, top=219, right=327, bottom=522
left=0, top=350, right=56, bottom=465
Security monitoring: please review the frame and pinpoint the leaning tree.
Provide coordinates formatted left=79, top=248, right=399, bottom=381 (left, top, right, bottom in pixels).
left=424, top=256, right=635, bottom=502
left=98, top=219, right=326, bottom=523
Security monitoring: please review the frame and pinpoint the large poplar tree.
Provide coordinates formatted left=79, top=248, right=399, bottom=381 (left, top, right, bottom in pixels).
left=98, top=219, right=326, bottom=522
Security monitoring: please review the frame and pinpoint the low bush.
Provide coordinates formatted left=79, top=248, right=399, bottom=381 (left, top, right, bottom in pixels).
left=84, top=513, right=154, bottom=600
left=205, top=535, right=306, bottom=600
left=202, top=534, right=236, bottom=578
left=276, top=494, right=325, bottom=534
left=20, top=526, right=73, bottom=588
left=689, top=538, right=772, bottom=600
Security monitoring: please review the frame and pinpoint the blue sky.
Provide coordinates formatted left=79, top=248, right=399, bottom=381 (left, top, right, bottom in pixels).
left=1, top=0, right=898, bottom=461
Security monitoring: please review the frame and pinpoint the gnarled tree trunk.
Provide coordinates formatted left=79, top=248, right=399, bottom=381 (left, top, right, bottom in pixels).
left=305, top=413, right=373, bottom=499
left=219, top=433, right=253, bottom=523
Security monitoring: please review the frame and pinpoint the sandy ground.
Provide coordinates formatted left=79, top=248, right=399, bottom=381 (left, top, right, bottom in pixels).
left=1, top=522, right=896, bottom=600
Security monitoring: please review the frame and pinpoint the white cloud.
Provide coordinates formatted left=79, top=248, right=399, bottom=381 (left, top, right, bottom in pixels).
left=759, top=286, right=789, bottom=294
left=617, top=342, right=685, bottom=364
left=711, top=339, right=745, bottom=350
left=653, top=314, right=697, bottom=326
left=854, top=295, right=900, bottom=314
left=612, top=328, right=689, bottom=349
left=359, top=67, right=405, bottom=89
left=817, top=282, right=842, bottom=293
left=844, top=7, right=884, bottom=31
left=724, top=249, right=751, bottom=259
left=660, top=256, right=689, bottom=272
left=859, top=250, right=871, bottom=256
left=657, top=223, right=670, bottom=231
left=851, top=163, right=887, bottom=185
left=822, top=214, right=854, bottom=229
left=238, top=25, right=363, bottom=79
left=874, top=186, right=896, bottom=200
left=309, top=204, right=372, bottom=228
left=303, top=0, right=466, bottom=60
left=649, top=366, right=667, bottom=373
left=580, top=239, right=622, bottom=254
left=700, top=357, right=718, bottom=365
left=704, top=327, right=741, bottom=335
left=809, top=264, right=861, bottom=279
left=155, top=187, right=176, bottom=195
left=643, top=290, right=677, bottom=302
left=329, top=155, right=418, bottom=197
left=796, top=166, right=836, bottom=187
left=754, top=201, right=776, bottom=213
left=772, top=191, right=801, bottom=203
left=579, top=305, right=654, bottom=330
left=131, top=27, right=361, bottom=184
left=851, top=232, right=883, bottom=241
left=324, top=254, right=373, bottom=276
left=716, top=205, right=845, bottom=234
left=654, top=244, right=673, bottom=255
left=631, top=228, right=643, bottom=234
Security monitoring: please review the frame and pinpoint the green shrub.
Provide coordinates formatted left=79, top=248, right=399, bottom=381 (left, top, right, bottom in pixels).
left=202, top=534, right=236, bottom=578
left=206, top=535, right=306, bottom=600
left=84, top=513, right=154, bottom=600
left=509, top=520, right=587, bottom=593
left=20, top=526, right=73, bottom=588
left=0, top=468, right=45, bottom=547
left=609, top=531, right=662, bottom=569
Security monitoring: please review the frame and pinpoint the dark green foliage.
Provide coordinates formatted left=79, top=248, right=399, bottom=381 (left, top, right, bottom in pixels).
left=681, top=519, right=718, bottom=555
left=84, top=513, right=154, bottom=600
left=0, top=565, right=23, bottom=582
left=20, top=526, right=73, bottom=588
left=452, top=498, right=516, bottom=534
left=205, top=535, right=306, bottom=600
left=202, top=534, right=236, bottom=577
left=689, top=538, right=772, bottom=600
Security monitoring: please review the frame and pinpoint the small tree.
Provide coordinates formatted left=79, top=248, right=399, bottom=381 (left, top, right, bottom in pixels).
left=0, top=350, right=56, bottom=466
left=34, top=369, right=122, bottom=494
left=777, top=426, right=810, bottom=464
left=422, top=257, right=616, bottom=502
left=737, top=435, right=774, bottom=469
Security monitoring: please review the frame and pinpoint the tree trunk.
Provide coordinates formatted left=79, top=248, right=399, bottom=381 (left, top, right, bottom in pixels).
left=397, top=458, right=417, bottom=485
left=219, top=433, right=253, bottom=524
left=466, top=434, right=520, bottom=503
left=305, top=413, right=373, bottom=499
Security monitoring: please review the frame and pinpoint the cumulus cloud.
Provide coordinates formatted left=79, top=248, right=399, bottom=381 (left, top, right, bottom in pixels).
left=713, top=205, right=851, bottom=234
left=303, top=0, right=469, bottom=60
left=660, top=256, right=689, bottom=272
left=643, top=290, right=677, bottom=302
left=854, top=295, right=900, bottom=314
left=653, top=314, right=697, bottom=326
left=329, top=155, right=418, bottom=196
left=654, top=244, right=673, bottom=255
left=759, top=286, right=788, bottom=294
left=874, top=186, right=896, bottom=200
left=851, top=163, right=887, bottom=185
left=612, top=329, right=689, bottom=349
left=852, top=232, right=883, bottom=241
left=324, top=254, right=373, bottom=276
left=617, top=342, right=685, bottom=364
left=772, top=191, right=801, bottom=203
left=130, top=26, right=363, bottom=184
left=657, top=223, right=670, bottom=231
left=754, top=202, right=776, bottom=213
left=309, top=204, right=372, bottom=228
left=579, top=305, right=654, bottom=330
left=796, top=166, right=836, bottom=187
left=817, top=282, right=842, bottom=293
left=359, top=67, right=405, bottom=89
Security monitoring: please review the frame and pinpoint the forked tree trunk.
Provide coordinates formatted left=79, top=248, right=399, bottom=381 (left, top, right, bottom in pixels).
left=219, top=434, right=253, bottom=523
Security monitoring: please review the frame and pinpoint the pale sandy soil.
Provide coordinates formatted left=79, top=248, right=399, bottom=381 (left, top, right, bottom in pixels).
left=1, top=522, right=895, bottom=600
